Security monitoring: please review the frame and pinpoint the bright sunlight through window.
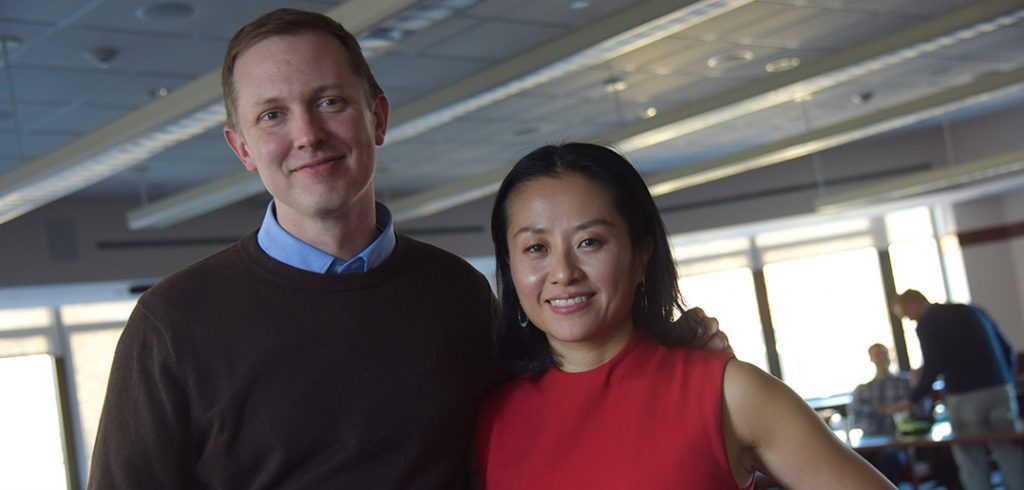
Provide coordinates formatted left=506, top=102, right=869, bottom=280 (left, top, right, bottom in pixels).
left=0, top=355, right=69, bottom=490
left=679, top=268, right=769, bottom=372
left=763, top=248, right=893, bottom=399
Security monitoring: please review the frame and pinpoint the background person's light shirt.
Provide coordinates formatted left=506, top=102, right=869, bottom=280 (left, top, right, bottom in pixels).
left=256, top=201, right=396, bottom=274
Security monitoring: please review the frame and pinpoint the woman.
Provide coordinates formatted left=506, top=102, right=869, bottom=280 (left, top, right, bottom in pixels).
left=475, top=143, right=894, bottom=489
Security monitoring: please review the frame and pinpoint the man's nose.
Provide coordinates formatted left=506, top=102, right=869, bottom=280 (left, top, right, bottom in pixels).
left=291, top=110, right=326, bottom=150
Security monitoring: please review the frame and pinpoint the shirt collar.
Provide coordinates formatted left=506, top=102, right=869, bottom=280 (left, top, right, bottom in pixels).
left=256, top=201, right=396, bottom=274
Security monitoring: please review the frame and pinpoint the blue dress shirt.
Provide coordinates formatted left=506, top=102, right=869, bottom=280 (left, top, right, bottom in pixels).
left=256, top=201, right=396, bottom=274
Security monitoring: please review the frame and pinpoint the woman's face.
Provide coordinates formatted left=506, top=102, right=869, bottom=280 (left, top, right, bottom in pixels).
left=505, top=173, right=648, bottom=356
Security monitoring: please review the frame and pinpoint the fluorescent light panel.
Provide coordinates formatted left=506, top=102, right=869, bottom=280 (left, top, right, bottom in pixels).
left=126, top=0, right=1024, bottom=229
left=383, top=0, right=1024, bottom=224
left=387, top=0, right=755, bottom=142
left=646, top=68, right=1024, bottom=197
left=0, top=104, right=225, bottom=224
left=128, top=0, right=757, bottom=229
left=615, top=3, right=1024, bottom=151
left=0, top=0, right=420, bottom=227
left=815, top=149, right=1024, bottom=214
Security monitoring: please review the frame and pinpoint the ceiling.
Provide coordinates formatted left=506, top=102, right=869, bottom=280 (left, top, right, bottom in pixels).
left=1, top=0, right=1023, bottom=230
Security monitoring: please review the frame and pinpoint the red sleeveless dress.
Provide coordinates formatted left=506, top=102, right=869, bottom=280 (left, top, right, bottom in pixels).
left=476, top=332, right=753, bottom=489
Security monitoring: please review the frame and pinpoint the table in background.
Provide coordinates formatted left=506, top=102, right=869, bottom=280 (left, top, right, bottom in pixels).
left=844, top=422, right=1024, bottom=489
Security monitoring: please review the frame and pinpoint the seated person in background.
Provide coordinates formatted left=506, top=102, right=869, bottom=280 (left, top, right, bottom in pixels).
left=475, top=142, right=894, bottom=489
left=849, top=343, right=922, bottom=483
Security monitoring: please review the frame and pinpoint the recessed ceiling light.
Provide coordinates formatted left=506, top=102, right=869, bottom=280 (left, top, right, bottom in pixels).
left=706, top=49, right=754, bottom=70
left=764, top=56, right=801, bottom=73
left=642, top=107, right=658, bottom=119
left=851, top=91, right=873, bottom=105
left=149, top=87, right=170, bottom=99
left=434, top=0, right=479, bottom=8
left=570, top=0, right=591, bottom=10
left=388, top=6, right=454, bottom=31
left=0, top=35, right=22, bottom=50
left=360, top=28, right=404, bottom=50
left=603, top=76, right=628, bottom=93
left=86, top=46, right=119, bottom=68
left=136, top=2, right=195, bottom=22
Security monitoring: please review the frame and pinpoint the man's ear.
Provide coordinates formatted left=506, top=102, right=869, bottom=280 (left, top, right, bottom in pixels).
left=372, top=94, right=389, bottom=146
left=224, top=125, right=257, bottom=172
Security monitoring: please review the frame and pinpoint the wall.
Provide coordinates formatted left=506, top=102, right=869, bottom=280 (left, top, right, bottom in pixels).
left=954, top=194, right=1024, bottom=348
left=0, top=195, right=265, bottom=288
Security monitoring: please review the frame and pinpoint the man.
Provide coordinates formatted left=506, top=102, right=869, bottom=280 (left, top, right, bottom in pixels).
left=893, top=289, right=1024, bottom=490
left=849, top=343, right=924, bottom=483
left=88, top=9, right=724, bottom=489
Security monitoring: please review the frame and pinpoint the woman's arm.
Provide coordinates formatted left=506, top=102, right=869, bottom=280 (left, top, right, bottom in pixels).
left=722, top=360, right=895, bottom=489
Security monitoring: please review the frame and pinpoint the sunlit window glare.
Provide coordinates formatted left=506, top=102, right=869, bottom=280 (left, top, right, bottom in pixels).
left=678, top=267, right=769, bottom=372
left=0, top=355, right=69, bottom=490
left=60, top=300, right=137, bottom=327
left=0, top=307, right=51, bottom=331
left=70, top=328, right=125, bottom=467
left=888, top=239, right=947, bottom=368
left=763, top=248, right=892, bottom=399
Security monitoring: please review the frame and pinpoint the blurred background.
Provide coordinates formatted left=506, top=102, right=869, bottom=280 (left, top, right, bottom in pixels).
left=1, top=0, right=1024, bottom=487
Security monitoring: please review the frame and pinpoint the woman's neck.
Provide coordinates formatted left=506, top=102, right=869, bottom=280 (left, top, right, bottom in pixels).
left=550, top=325, right=636, bottom=373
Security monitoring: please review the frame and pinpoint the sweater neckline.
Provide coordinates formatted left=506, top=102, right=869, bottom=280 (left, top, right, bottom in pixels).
left=239, top=231, right=405, bottom=290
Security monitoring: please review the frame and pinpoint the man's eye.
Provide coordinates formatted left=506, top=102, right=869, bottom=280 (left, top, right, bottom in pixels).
left=320, top=98, right=342, bottom=109
left=259, top=111, right=281, bottom=122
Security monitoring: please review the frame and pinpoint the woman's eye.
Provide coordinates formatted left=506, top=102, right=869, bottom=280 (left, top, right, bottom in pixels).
left=579, top=238, right=600, bottom=248
left=525, top=243, right=546, bottom=254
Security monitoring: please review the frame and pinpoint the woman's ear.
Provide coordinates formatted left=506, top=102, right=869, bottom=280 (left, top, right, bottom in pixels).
left=634, top=240, right=654, bottom=282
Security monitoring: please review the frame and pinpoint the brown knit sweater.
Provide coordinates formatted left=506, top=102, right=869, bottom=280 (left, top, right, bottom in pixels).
left=88, top=232, right=497, bottom=489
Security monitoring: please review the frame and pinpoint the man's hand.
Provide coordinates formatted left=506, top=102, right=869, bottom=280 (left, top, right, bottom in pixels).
left=683, top=307, right=731, bottom=352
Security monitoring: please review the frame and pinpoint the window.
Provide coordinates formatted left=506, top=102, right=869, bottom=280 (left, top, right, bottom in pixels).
left=0, top=296, right=137, bottom=487
left=763, top=248, right=893, bottom=399
left=888, top=239, right=946, bottom=369
left=885, top=206, right=967, bottom=369
left=0, top=354, right=70, bottom=490
left=679, top=267, right=769, bottom=372
left=70, top=328, right=125, bottom=466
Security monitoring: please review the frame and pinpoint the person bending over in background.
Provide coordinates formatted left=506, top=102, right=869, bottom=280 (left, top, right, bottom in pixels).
left=893, top=289, right=1024, bottom=490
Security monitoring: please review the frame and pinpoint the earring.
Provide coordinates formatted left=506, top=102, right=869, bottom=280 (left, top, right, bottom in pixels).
left=639, top=282, right=648, bottom=312
left=518, top=306, right=530, bottom=328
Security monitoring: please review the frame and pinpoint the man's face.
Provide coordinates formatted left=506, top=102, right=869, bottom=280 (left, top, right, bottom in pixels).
left=224, top=31, right=388, bottom=230
left=868, top=345, right=890, bottom=370
left=894, top=299, right=924, bottom=322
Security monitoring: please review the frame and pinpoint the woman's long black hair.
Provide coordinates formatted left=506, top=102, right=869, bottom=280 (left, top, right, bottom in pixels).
left=490, top=143, right=706, bottom=378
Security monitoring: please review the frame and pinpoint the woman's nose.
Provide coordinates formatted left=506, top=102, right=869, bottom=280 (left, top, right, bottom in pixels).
left=549, top=249, right=580, bottom=284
